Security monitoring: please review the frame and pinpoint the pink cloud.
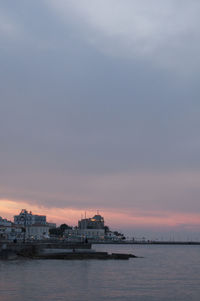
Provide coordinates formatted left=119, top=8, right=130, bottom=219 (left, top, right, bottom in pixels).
left=1, top=199, right=200, bottom=233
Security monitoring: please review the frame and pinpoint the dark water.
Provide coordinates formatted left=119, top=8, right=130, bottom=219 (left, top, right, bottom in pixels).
left=0, top=244, right=200, bottom=301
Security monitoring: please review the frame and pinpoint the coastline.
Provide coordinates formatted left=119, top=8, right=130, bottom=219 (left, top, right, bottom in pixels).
left=92, top=241, right=200, bottom=245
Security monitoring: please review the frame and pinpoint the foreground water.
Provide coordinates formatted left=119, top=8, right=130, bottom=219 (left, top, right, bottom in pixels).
left=0, top=244, right=200, bottom=301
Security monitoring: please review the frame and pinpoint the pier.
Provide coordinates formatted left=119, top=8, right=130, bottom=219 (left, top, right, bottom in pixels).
left=0, top=241, right=137, bottom=260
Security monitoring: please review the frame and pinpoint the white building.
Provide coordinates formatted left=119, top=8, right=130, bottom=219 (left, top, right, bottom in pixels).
left=47, top=222, right=57, bottom=229
left=26, top=224, right=50, bottom=240
left=77, top=214, right=105, bottom=240
left=0, top=225, right=23, bottom=241
left=64, top=214, right=105, bottom=241
left=105, top=231, right=125, bottom=241
left=0, top=216, right=12, bottom=227
left=13, top=209, right=51, bottom=240
left=79, top=228, right=105, bottom=240
left=14, top=209, right=46, bottom=226
left=78, top=214, right=105, bottom=230
left=64, top=227, right=105, bottom=241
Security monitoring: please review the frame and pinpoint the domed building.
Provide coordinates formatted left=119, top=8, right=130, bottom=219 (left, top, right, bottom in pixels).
left=78, top=214, right=104, bottom=230
left=77, top=213, right=105, bottom=240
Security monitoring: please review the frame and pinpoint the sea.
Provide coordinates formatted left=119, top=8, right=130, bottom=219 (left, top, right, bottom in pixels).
left=0, top=244, right=200, bottom=301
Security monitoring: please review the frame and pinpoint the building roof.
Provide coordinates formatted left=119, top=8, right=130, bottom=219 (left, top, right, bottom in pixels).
left=92, top=215, right=104, bottom=221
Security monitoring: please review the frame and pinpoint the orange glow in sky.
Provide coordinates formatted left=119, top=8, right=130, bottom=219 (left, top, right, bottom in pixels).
left=1, top=199, right=200, bottom=231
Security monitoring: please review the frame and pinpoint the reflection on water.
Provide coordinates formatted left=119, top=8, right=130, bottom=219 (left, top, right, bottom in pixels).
left=0, top=245, right=200, bottom=301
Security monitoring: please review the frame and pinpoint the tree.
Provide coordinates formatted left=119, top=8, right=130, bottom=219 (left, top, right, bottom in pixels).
left=60, top=224, right=72, bottom=230
left=104, top=226, right=110, bottom=233
left=49, top=224, right=72, bottom=237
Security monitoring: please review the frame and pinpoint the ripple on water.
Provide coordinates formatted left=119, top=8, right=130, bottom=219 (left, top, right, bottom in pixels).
left=0, top=245, right=200, bottom=301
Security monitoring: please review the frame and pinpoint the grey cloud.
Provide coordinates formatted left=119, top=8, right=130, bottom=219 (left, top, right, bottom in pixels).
left=0, top=1, right=200, bottom=228
left=48, top=0, right=200, bottom=73
left=1, top=171, right=200, bottom=215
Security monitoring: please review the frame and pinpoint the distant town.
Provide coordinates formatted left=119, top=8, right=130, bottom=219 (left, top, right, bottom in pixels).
left=0, top=209, right=126, bottom=242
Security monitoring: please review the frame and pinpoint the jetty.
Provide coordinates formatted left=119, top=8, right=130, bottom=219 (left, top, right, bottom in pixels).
left=0, top=241, right=137, bottom=260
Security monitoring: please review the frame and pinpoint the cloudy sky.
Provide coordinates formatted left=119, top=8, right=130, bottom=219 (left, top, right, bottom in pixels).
left=1, top=0, right=200, bottom=239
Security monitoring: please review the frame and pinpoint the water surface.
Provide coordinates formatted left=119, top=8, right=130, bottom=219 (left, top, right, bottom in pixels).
left=0, top=244, right=199, bottom=301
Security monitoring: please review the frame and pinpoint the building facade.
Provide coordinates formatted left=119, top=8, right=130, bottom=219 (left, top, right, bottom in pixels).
left=26, top=224, right=50, bottom=240
left=13, top=209, right=50, bottom=240
left=0, top=225, right=23, bottom=241
left=0, top=216, right=12, bottom=227
left=14, top=209, right=46, bottom=226
left=78, top=214, right=105, bottom=230
left=64, top=214, right=105, bottom=241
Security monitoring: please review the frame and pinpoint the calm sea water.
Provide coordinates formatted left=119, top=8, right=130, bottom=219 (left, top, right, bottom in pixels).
left=0, top=244, right=200, bottom=301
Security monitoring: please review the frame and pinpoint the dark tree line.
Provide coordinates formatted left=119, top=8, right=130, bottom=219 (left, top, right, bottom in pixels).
left=49, top=224, right=72, bottom=237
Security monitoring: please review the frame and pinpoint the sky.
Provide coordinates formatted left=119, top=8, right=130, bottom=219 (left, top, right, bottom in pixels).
left=1, top=0, right=200, bottom=240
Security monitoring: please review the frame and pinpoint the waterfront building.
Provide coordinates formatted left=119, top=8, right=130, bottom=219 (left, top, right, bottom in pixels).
left=26, top=224, right=50, bottom=240
left=78, top=214, right=105, bottom=240
left=0, top=226, right=11, bottom=240
left=64, top=227, right=105, bottom=241
left=104, top=230, right=125, bottom=241
left=14, top=209, right=50, bottom=240
left=64, top=227, right=80, bottom=241
left=78, top=214, right=105, bottom=230
left=14, top=209, right=46, bottom=226
left=64, top=214, right=105, bottom=241
left=0, top=225, right=23, bottom=241
left=47, top=222, right=57, bottom=229
left=79, top=228, right=105, bottom=240
left=0, top=216, right=12, bottom=227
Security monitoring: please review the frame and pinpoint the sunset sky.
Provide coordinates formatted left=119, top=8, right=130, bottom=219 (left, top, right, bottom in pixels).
left=1, top=1, right=200, bottom=240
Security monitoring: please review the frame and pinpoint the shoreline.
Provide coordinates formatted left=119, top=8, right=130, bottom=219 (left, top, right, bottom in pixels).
left=92, top=241, right=200, bottom=245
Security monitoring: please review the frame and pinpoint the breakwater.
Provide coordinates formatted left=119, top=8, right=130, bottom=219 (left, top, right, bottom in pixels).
left=0, top=241, right=137, bottom=260
left=0, top=241, right=91, bottom=259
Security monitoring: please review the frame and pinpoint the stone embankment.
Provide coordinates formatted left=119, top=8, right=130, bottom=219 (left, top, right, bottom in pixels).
left=0, top=241, right=137, bottom=260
